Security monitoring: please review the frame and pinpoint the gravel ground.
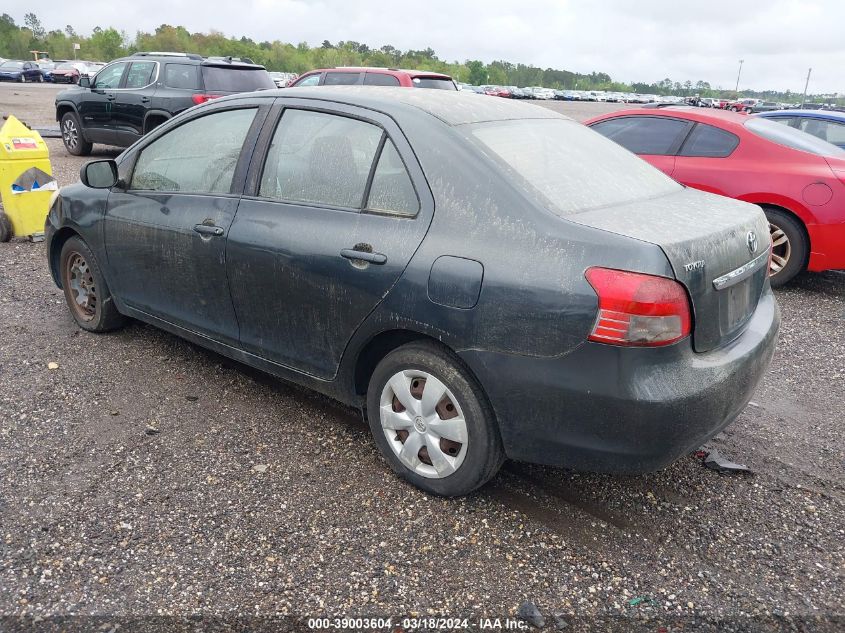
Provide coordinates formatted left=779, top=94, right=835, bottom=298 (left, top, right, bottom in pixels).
left=1, top=83, right=844, bottom=631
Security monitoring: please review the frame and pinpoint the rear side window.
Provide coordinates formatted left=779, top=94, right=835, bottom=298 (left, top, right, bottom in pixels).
left=366, top=140, right=419, bottom=216
left=472, top=118, right=681, bottom=216
left=131, top=108, right=257, bottom=193
left=412, top=77, right=456, bottom=90
left=364, top=73, right=400, bottom=86
left=164, top=64, right=199, bottom=89
left=324, top=72, right=361, bottom=86
left=259, top=109, right=383, bottom=208
left=591, top=116, right=690, bottom=155
left=679, top=123, right=739, bottom=158
left=124, top=62, right=156, bottom=89
left=745, top=118, right=845, bottom=156
left=200, top=66, right=275, bottom=92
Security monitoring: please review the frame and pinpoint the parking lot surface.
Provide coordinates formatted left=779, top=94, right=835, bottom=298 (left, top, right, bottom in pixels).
left=1, top=84, right=843, bottom=628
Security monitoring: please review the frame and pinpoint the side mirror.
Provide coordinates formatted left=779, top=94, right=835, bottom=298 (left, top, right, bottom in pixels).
left=78, top=76, right=91, bottom=88
left=80, top=160, right=119, bottom=189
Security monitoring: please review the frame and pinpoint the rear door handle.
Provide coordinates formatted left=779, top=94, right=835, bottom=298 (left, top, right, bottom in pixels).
left=194, top=224, right=224, bottom=237
left=340, top=248, right=387, bottom=265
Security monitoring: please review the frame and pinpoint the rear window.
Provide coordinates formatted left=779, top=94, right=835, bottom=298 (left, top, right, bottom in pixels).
left=471, top=119, right=681, bottom=216
left=745, top=118, right=845, bottom=156
left=412, top=77, right=456, bottom=90
left=200, top=66, right=275, bottom=92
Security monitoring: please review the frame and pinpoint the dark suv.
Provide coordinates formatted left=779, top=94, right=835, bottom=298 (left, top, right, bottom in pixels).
left=55, top=52, right=275, bottom=155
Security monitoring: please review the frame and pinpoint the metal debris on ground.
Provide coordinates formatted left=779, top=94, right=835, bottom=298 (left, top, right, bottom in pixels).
left=703, top=449, right=750, bottom=473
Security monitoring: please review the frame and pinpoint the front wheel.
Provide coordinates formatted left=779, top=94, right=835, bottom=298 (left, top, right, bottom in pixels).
left=366, top=342, right=504, bottom=496
left=59, top=236, right=126, bottom=332
left=60, top=112, right=92, bottom=156
left=764, top=207, right=807, bottom=287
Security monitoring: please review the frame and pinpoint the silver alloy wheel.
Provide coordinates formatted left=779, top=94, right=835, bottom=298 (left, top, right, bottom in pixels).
left=62, top=118, right=78, bottom=150
left=379, top=370, right=468, bottom=479
left=769, top=221, right=791, bottom=276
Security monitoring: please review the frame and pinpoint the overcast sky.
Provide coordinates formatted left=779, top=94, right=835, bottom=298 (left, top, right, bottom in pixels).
left=7, top=0, right=844, bottom=93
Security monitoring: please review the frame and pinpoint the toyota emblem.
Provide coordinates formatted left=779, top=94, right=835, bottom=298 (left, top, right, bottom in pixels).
left=746, top=231, right=758, bottom=254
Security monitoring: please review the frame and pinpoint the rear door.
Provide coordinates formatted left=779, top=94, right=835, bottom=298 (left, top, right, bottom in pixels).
left=104, top=103, right=268, bottom=345
left=589, top=116, right=692, bottom=176
left=226, top=100, right=432, bottom=379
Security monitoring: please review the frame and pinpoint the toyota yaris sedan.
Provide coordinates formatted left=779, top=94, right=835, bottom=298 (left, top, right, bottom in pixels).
left=46, top=88, right=779, bottom=496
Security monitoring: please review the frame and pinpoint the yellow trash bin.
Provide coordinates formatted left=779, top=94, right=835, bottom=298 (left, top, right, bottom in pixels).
left=0, top=114, right=57, bottom=241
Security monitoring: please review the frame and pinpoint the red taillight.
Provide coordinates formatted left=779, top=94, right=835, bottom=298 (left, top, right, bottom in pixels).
left=585, top=267, right=692, bottom=347
left=191, top=94, right=222, bottom=105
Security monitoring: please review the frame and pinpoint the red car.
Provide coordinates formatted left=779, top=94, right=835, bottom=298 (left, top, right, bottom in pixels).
left=586, top=107, right=845, bottom=285
left=288, top=67, right=455, bottom=89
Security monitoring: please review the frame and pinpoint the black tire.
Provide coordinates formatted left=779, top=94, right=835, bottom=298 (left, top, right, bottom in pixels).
left=0, top=212, right=11, bottom=242
left=59, top=236, right=126, bottom=332
left=764, top=207, right=807, bottom=287
left=38, top=74, right=44, bottom=83
left=60, top=111, right=92, bottom=156
left=366, top=341, right=504, bottom=496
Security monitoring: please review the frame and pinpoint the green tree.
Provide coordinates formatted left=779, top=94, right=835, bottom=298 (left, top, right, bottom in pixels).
left=466, top=60, right=486, bottom=85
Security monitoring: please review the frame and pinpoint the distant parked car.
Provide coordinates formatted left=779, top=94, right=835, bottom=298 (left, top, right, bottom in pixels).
left=728, top=98, right=760, bottom=113
left=47, top=88, right=778, bottom=496
left=268, top=71, right=297, bottom=88
left=52, top=62, right=90, bottom=84
left=587, top=106, right=845, bottom=285
left=289, top=67, right=456, bottom=89
left=37, top=61, right=57, bottom=82
left=519, top=87, right=535, bottom=99
left=0, top=60, right=44, bottom=82
left=750, top=101, right=782, bottom=113
left=756, top=109, right=845, bottom=149
left=529, top=86, right=555, bottom=100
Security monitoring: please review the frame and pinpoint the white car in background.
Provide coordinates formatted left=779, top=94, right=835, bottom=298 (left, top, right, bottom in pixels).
left=528, top=86, right=555, bottom=100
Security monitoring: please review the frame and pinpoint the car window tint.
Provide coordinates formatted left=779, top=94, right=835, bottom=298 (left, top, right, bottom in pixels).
left=259, top=109, right=383, bottom=209
left=745, top=118, right=845, bottom=156
left=591, top=116, right=689, bottom=155
left=366, top=140, right=419, bottom=216
left=799, top=119, right=845, bottom=146
left=324, top=72, right=361, bottom=86
left=124, top=62, right=156, bottom=89
left=364, top=73, right=400, bottom=86
left=412, top=77, right=456, bottom=90
left=93, top=62, right=127, bottom=89
left=767, top=116, right=794, bottom=127
left=295, top=74, right=320, bottom=87
left=472, top=118, right=681, bottom=216
left=201, top=66, right=275, bottom=91
left=131, top=108, right=257, bottom=194
left=164, top=63, right=199, bottom=89
left=678, top=123, right=739, bottom=158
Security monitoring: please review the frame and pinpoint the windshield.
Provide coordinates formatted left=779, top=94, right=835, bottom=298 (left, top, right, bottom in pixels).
left=471, top=118, right=681, bottom=216
left=201, top=66, right=275, bottom=92
left=745, top=118, right=845, bottom=156
left=412, top=77, right=456, bottom=90
left=1, top=61, right=24, bottom=69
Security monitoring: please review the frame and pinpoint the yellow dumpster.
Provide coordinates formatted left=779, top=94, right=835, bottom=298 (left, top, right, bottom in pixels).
left=0, top=114, right=57, bottom=242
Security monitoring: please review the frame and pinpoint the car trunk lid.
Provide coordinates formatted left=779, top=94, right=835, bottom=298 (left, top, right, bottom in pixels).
left=568, top=188, right=770, bottom=352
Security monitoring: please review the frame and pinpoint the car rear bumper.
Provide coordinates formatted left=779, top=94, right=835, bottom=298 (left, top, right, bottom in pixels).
left=459, top=287, right=779, bottom=473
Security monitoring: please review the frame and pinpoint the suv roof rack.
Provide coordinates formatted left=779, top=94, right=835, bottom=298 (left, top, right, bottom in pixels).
left=205, top=56, right=256, bottom=65
left=132, top=51, right=203, bottom=60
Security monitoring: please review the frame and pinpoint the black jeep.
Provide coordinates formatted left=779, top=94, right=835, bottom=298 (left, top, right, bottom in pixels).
left=55, top=52, right=275, bottom=155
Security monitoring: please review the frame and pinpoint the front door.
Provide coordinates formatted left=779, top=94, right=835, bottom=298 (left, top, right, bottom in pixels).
left=104, top=105, right=265, bottom=344
left=226, top=104, right=432, bottom=379
left=78, top=61, right=128, bottom=141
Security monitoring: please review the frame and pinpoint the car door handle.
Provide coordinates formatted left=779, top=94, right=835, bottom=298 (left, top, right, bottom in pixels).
left=106, top=94, right=116, bottom=101
left=340, top=248, right=387, bottom=265
left=140, top=97, right=150, bottom=103
left=194, top=224, right=224, bottom=237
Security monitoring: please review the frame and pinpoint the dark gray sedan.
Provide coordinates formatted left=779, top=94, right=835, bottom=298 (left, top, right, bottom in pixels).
left=46, top=87, right=779, bottom=496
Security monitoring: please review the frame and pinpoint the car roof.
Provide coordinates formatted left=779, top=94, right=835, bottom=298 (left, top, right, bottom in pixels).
left=303, top=67, right=453, bottom=79
left=223, top=86, right=568, bottom=126
left=588, top=106, right=750, bottom=131
left=757, top=109, right=845, bottom=121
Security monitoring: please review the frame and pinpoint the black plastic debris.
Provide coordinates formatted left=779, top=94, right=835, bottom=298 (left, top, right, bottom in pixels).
left=517, top=601, right=545, bottom=629
left=703, top=449, right=750, bottom=473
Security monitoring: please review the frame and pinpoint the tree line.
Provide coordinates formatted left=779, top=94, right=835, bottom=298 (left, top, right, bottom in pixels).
left=0, top=13, right=838, bottom=104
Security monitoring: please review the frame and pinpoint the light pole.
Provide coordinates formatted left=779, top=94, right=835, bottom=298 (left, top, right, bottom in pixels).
left=801, top=68, right=812, bottom=106
left=735, top=59, right=744, bottom=94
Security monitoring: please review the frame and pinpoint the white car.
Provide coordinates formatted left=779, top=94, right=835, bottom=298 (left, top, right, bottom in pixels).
left=528, top=86, right=555, bottom=100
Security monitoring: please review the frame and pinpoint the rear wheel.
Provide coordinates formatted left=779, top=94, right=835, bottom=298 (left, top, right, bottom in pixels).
left=366, top=342, right=504, bottom=496
left=60, top=112, right=92, bottom=156
left=764, top=207, right=807, bottom=287
left=59, top=236, right=126, bottom=332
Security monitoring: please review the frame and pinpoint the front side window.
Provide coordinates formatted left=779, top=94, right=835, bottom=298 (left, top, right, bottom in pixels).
left=366, top=140, right=419, bottom=216
left=678, top=123, right=740, bottom=158
left=294, top=74, right=320, bottom=87
left=259, top=109, right=383, bottom=208
left=324, top=72, right=361, bottom=86
left=472, top=118, right=681, bottom=216
left=124, top=62, right=156, bottom=89
left=93, top=63, right=128, bottom=89
left=591, top=116, right=690, bottom=155
left=131, top=108, right=257, bottom=193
